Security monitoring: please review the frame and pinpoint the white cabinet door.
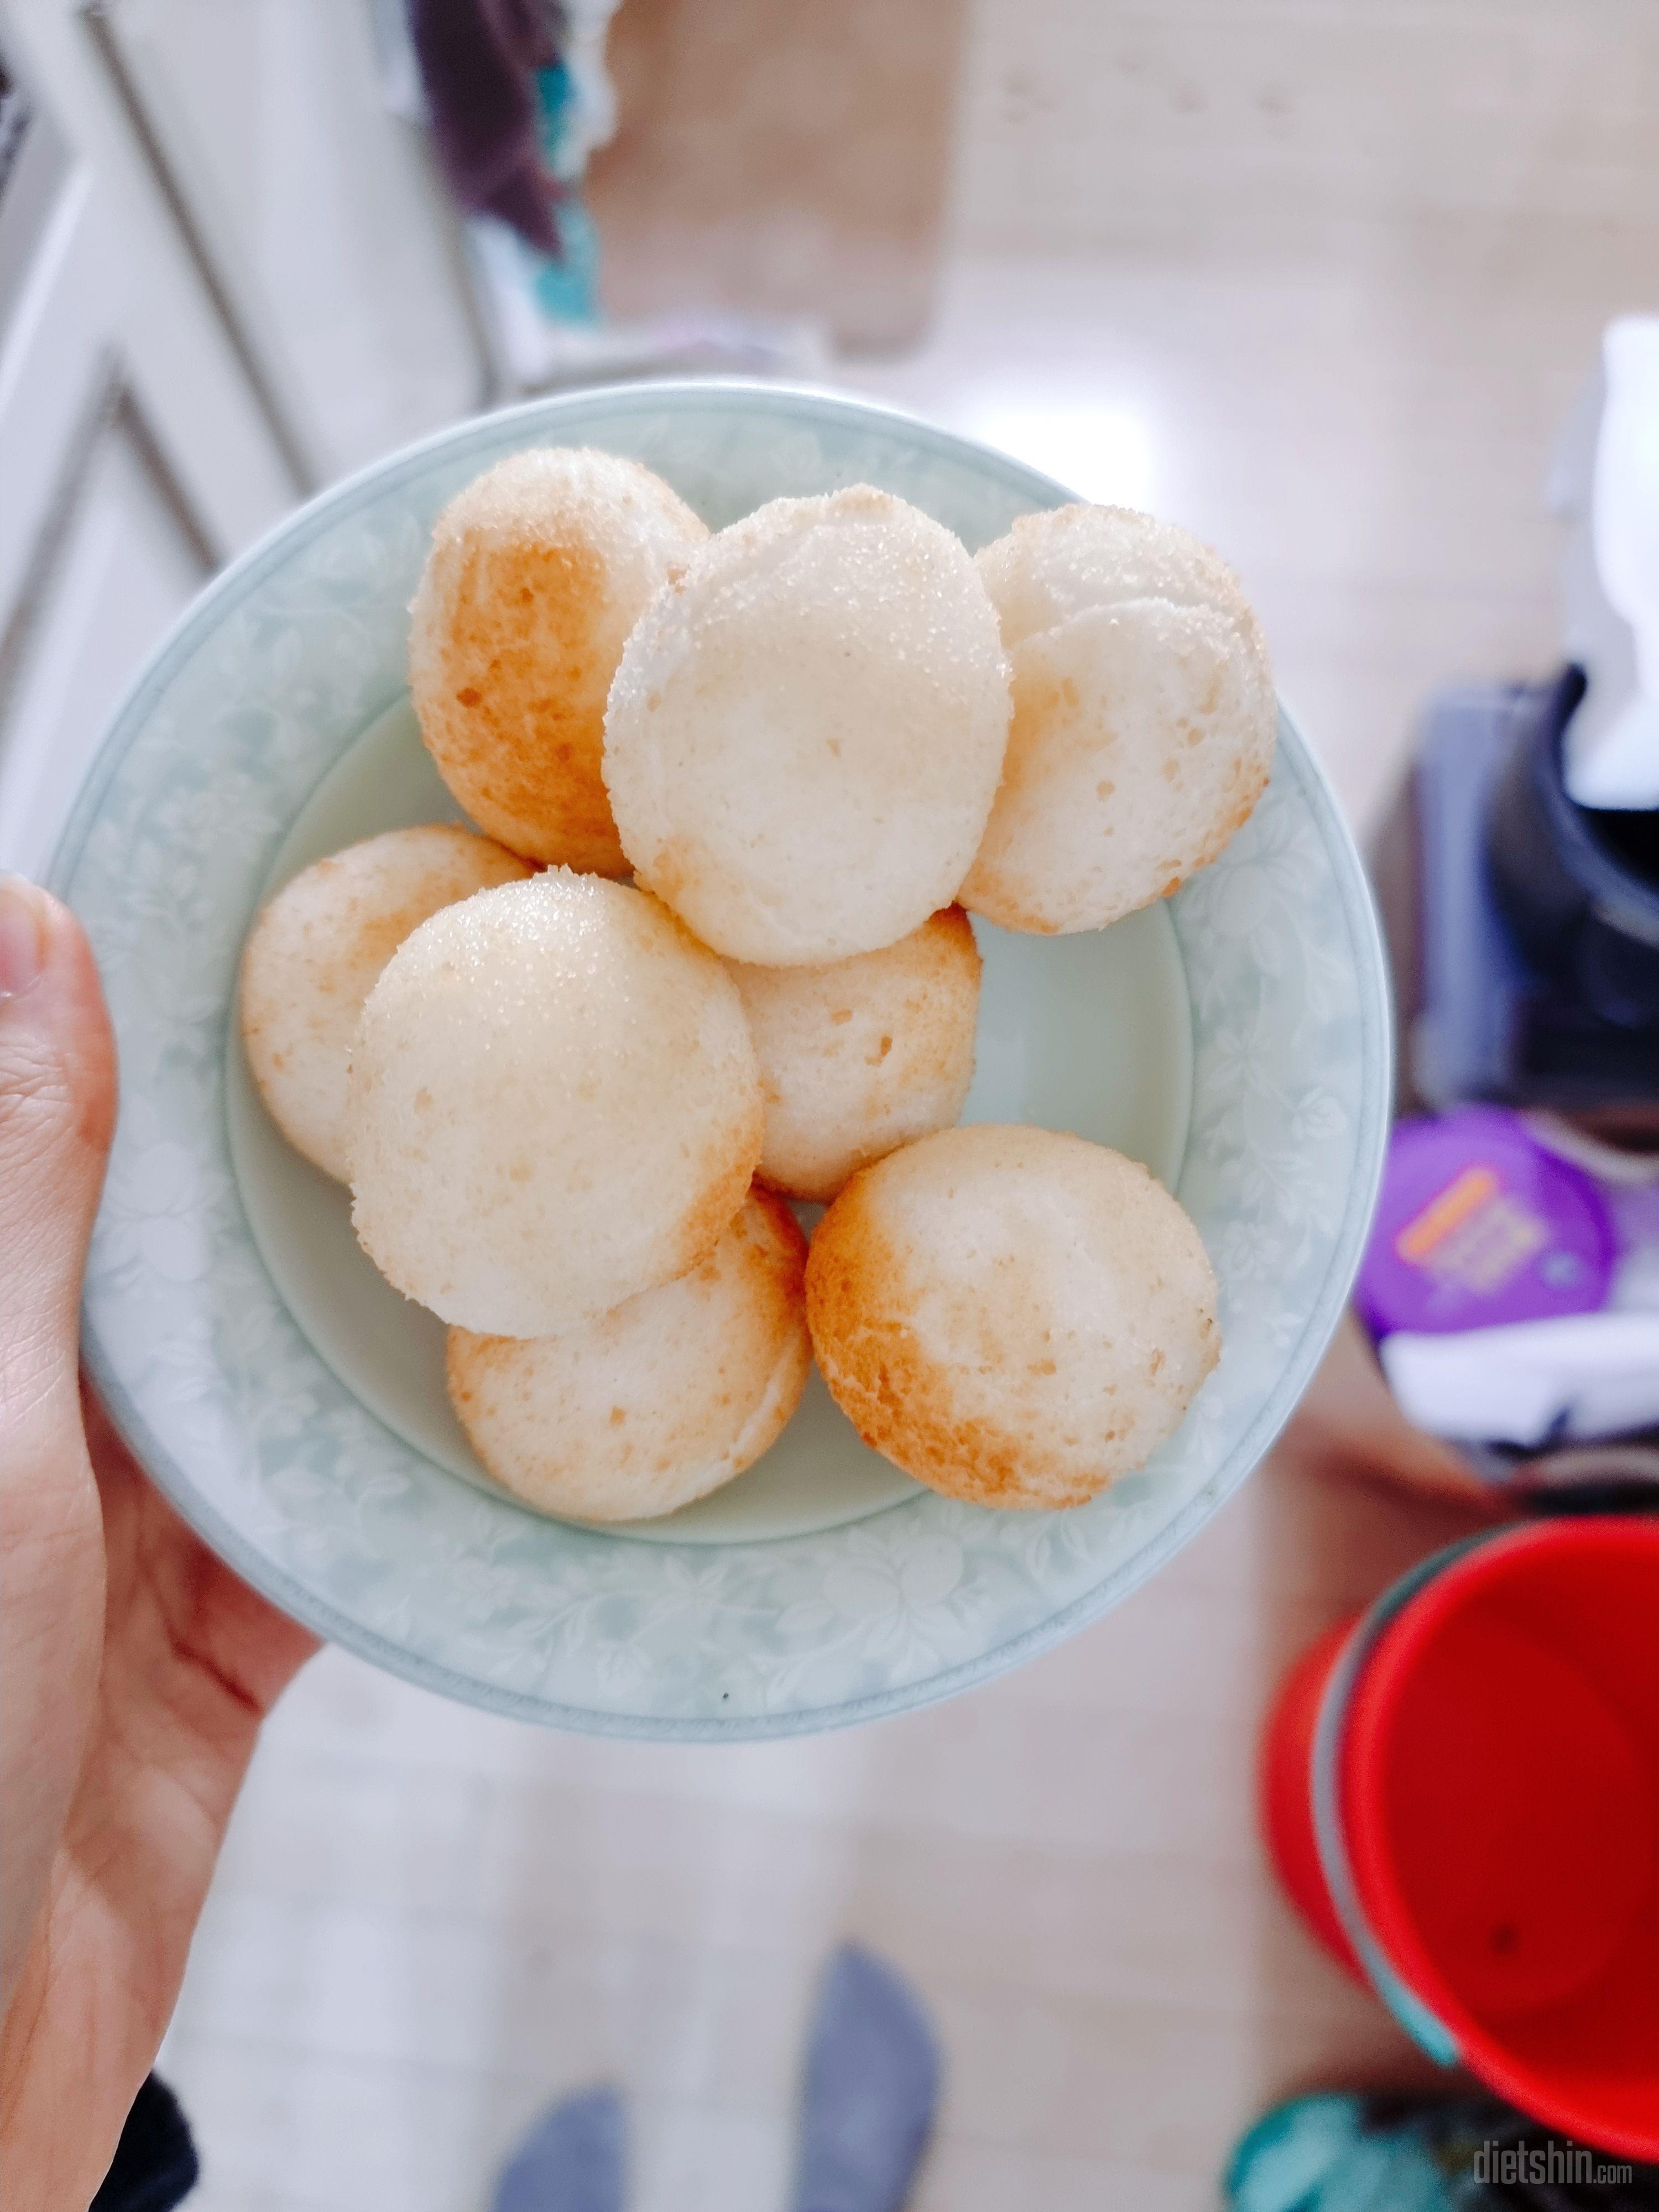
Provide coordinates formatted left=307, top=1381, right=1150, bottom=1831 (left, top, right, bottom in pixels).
left=0, top=384, right=211, bottom=873
left=0, top=23, right=296, bottom=873
left=85, top=0, right=489, bottom=483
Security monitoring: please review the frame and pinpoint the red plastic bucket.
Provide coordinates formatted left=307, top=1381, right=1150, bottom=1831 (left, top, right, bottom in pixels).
left=1261, top=1517, right=1659, bottom=2161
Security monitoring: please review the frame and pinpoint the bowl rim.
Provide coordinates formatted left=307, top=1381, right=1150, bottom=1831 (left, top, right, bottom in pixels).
left=54, top=377, right=1394, bottom=1738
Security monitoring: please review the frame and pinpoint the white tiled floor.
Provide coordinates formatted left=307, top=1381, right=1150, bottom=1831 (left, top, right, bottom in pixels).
left=160, top=2, right=1659, bottom=2206
left=163, top=1460, right=1490, bottom=2212
left=841, top=249, right=1585, bottom=836
left=836, top=0, right=1659, bottom=833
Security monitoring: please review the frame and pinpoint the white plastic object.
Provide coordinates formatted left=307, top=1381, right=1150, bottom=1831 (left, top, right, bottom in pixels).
left=1559, top=316, right=1659, bottom=810
left=1381, top=1311, right=1659, bottom=1448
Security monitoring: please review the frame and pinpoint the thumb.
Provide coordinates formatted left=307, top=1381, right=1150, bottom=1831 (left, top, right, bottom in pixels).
left=0, top=875, right=117, bottom=1428
left=0, top=877, right=117, bottom=2010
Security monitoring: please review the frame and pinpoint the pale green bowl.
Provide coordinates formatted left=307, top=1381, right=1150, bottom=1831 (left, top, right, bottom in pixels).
left=53, top=381, right=1390, bottom=1739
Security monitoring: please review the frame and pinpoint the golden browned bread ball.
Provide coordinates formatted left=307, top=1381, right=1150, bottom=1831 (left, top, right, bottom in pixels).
left=961, top=505, right=1276, bottom=935
left=239, top=826, right=531, bottom=1181
left=446, top=1190, right=810, bottom=1522
left=727, top=909, right=982, bottom=1203
left=806, top=1124, right=1219, bottom=1509
left=344, top=872, right=762, bottom=1337
left=409, top=447, right=707, bottom=873
left=603, top=486, right=1010, bottom=963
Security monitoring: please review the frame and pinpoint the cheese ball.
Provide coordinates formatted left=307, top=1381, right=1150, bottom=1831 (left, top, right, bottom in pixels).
left=344, top=873, right=763, bottom=1337
left=447, top=1190, right=810, bottom=1522
left=961, top=505, right=1276, bottom=935
left=806, top=1124, right=1220, bottom=1509
left=728, top=908, right=982, bottom=1203
left=603, top=486, right=1010, bottom=964
left=409, top=447, right=708, bottom=873
left=239, top=826, right=531, bottom=1182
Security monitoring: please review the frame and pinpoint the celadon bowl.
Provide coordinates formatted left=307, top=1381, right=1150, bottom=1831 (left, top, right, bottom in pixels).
left=52, top=382, right=1390, bottom=1739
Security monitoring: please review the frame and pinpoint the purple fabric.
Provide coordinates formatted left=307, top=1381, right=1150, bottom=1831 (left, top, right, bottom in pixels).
left=408, top=0, right=565, bottom=254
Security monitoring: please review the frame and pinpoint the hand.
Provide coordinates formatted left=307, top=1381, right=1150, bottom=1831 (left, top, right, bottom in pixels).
left=0, top=877, right=318, bottom=2209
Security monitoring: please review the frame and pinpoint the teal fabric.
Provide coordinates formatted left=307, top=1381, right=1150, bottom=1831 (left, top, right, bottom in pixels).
left=529, top=62, right=601, bottom=322
left=1226, top=2091, right=1658, bottom=2211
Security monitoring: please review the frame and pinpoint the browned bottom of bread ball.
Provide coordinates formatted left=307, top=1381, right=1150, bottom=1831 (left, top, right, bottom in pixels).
left=409, top=447, right=707, bottom=873
left=447, top=1189, right=809, bottom=1521
left=806, top=1124, right=1219, bottom=1509
left=727, top=907, right=982, bottom=1202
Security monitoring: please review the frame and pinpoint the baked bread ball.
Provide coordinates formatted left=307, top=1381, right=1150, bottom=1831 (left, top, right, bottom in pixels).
left=447, top=1190, right=810, bottom=1522
left=240, top=826, right=531, bottom=1182
left=344, top=872, right=762, bottom=1337
left=728, top=908, right=982, bottom=1203
left=409, top=447, right=707, bottom=873
left=961, top=505, right=1275, bottom=935
left=603, top=486, right=1010, bottom=964
left=806, top=1123, right=1219, bottom=1509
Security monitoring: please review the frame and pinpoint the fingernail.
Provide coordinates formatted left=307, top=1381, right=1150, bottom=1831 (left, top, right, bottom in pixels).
left=0, top=875, right=48, bottom=999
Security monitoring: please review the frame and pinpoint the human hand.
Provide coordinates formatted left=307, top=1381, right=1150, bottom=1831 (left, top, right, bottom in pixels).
left=0, top=877, right=319, bottom=2209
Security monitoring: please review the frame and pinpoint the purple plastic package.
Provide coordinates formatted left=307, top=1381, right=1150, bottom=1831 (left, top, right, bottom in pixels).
left=1355, top=1107, right=1616, bottom=1340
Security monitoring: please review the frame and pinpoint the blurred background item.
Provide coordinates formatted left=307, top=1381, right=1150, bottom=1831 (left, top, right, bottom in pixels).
left=0, top=0, right=484, bottom=874
left=1556, top=320, right=1659, bottom=815
left=588, top=0, right=963, bottom=357
left=1340, top=308, right=1659, bottom=1516
left=1349, top=1109, right=1659, bottom=1494
left=1261, top=1519, right=1659, bottom=2165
